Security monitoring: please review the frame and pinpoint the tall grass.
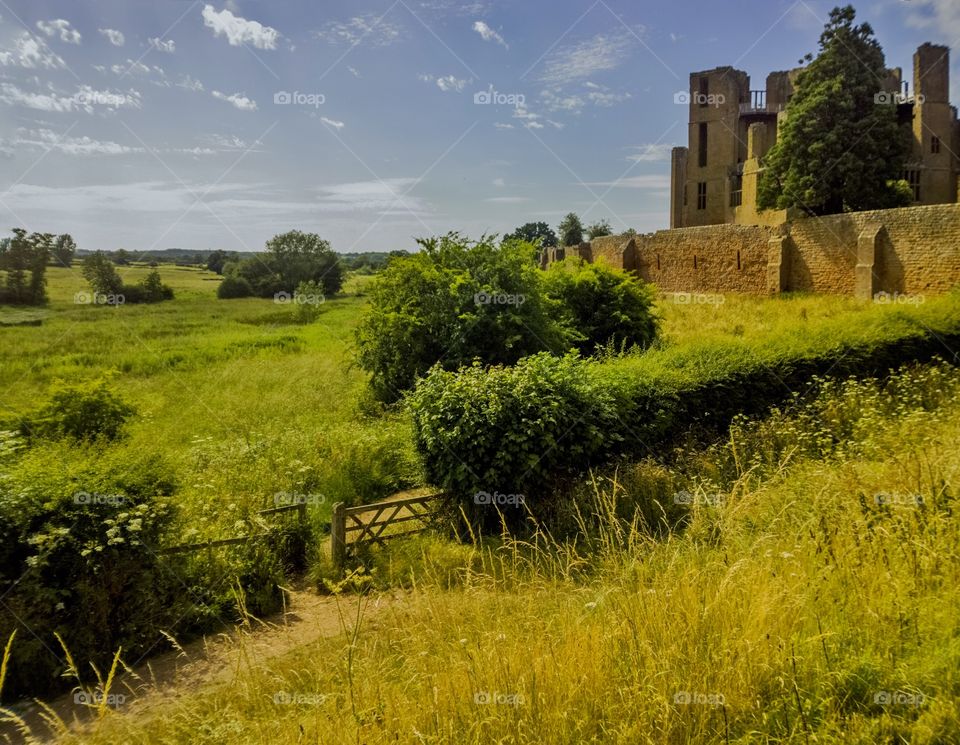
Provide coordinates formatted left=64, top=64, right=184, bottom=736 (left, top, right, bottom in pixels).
left=40, top=360, right=960, bottom=744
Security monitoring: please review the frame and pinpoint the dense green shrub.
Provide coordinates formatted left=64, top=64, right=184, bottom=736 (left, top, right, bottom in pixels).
left=409, top=353, right=619, bottom=529
left=20, top=378, right=135, bottom=442
left=292, top=279, right=326, bottom=323
left=0, top=228, right=51, bottom=305
left=355, top=233, right=572, bottom=402
left=81, top=255, right=173, bottom=304
left=217, top=275, right=254, bottom=299
left=0, top=450, right=182, bottom=697
left=543, top=259, right=659, bottom=353
left=233, top=230, right=344, bottom=299
left=409, top=293, right=960, bottom=532
left=81, top=251, right=124, bottom=295
left=129, top=269, right=175, bottom=303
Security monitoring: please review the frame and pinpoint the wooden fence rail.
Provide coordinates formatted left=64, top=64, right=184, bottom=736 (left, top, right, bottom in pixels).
left=158, top=502, right=309, bottom=555
left=331, top=493, right=446, bottom=571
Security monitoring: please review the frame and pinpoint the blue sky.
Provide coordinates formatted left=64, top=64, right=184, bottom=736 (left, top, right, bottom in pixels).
left=0, top=0, right=957, bottom=255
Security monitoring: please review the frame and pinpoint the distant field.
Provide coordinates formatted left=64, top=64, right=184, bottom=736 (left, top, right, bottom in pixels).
left=0, top=265, right=406, bottom=535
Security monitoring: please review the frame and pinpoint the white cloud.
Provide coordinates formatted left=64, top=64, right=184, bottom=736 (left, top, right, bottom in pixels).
left=420, top=1, right=490, bottom=16
left=493, top=177, right=505, bottom=187
left=149, top=37, right=176, bottom=53
left=418, top=73, right=467, bottom=92
left=0, top=32, right=66, bottom=69
left=905, top=1, right=960, bottom=43
left=212, top=90, right=257, bottom=110
left=15, top=127, right=141, bottom=156
left=201, top=133, right=258, bottom=150
left=525, top=121, right=544, bottom=130
left=473, top=21, right=507, bottom=48
left=316, top=178, right=428, bottom=213
left=494, top=122, right=514, bottom=130
left=540, top=81, right=630, bottom=114
left=202, top=4, right=279, bottom=50
left=320, top=117, right=345, bottom=129
left=36, top=19, right=81, bottom=45
left=0, top=83, right=141, bottom=112
left=112, top=59, right=150, bottom=75
left=540, top=89, right=584, bottom=113
left=177, top=75, right=205, bottom=92
left=348, top=66, right=361, bottom=78
left=99, top=28, right=125, bottom=46
left=314, top=15, right=403, bottom=46
left=538, top=29, right=637, bottom=86
left=627, top=144, right=673, bottom=162
left=485, top=196, right=529, bottom=203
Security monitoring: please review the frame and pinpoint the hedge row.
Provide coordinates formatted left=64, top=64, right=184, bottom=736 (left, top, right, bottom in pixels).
left=408, top=293, right=960, bottom=526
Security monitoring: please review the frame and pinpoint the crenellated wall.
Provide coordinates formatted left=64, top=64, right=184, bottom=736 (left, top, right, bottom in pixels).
left=543, top=203, right=960, bottom=298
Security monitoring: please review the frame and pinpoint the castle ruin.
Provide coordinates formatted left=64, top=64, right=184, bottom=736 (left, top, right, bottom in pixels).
left=541, top=43, right=960, bottom=300
left=670, top=43, right=960, bottom=229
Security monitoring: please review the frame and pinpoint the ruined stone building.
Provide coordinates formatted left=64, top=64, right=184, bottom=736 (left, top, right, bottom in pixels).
left=669, top=44, right=960, bottom=229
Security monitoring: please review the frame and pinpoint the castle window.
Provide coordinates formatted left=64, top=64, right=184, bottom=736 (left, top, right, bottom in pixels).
left=932, top=136, right=941, bottom=154
left=737, top=250, right=741, bottom=270
left=902, top=169, right=921, bottom=201
left=683, top=185, right=688, bottom=207
left=698, top=123, right=708, bottom=167
left=656, top=254, right=661, bottom=271
left=699, top=78, right=709, bottom=107
left=694, top=255, right=698, bottom=270
left=697, top=181, right=707, bottom=210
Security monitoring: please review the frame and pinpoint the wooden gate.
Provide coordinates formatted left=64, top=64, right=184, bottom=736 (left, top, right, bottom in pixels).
left=330, top=492, right=446, bottom=570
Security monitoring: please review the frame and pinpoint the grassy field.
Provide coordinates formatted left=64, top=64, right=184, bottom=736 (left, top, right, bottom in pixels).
left=1, top=268, right=956, bottom=540
left=0, top=266, right=416, bottom=536
left=3, top=265, right=960, bottom=741
left=40, top=359, right=960, bottom=744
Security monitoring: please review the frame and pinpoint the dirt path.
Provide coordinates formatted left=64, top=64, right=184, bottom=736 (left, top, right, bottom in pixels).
left=3, top=583, right=400, bottom=743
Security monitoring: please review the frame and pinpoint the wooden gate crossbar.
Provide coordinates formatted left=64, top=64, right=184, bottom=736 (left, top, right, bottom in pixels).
left=331, top=492, right=445, bottom=570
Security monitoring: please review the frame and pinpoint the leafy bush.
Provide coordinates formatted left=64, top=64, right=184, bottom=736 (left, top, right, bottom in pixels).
left=81, top=251, right=123, bottom=295
left=81, top=255, right=173, bottom=304
left=355, top=233, right=572, bottom=402
left=20, top=378, right=135, bottom=442
left=292, top=279, right=326, bottom=323
left=234, top=230, right=344, bottom=299
left=0, top=449, right=182, bottom=697
left=543, top=258, right=659, bottom=354
left=408, top=294, right=960, bottom=532
left=408, top=353, right=618, bottom=529
left=133, top=269, right=174, bottom=302
left=217, top=275, right=254, bottom=299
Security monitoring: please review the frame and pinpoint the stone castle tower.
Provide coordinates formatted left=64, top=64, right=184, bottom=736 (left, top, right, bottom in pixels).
left=670, top=44, right=960, bottom=229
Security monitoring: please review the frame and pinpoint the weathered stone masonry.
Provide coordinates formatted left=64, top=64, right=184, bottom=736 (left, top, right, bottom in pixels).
left=542, top=203, right=960, bottom=298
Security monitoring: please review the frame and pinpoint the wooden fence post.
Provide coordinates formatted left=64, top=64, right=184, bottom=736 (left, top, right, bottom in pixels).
left=331, top=502, right=346, bottom=574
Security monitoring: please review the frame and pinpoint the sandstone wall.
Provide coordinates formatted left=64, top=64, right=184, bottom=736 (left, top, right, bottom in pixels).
left=788, top=205, right=960, bottom=295
left=549, top=204, right=960, bottom=298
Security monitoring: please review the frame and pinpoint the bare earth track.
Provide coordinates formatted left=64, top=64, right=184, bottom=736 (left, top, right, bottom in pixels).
left=3, top=585, right=400, bottom=743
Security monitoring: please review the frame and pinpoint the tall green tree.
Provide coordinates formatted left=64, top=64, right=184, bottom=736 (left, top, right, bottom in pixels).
left=1, top=229, right=50, bottom=304
left=81, top=252, right=124, bottom=295
left=355, top=234, right=571, bottom=402
left=3, top=229, right=30, bottom=303
left=53, top=234, right=77, bottom=267
left=505, top=222, right=558, bottom=247
left=236, top=230, right=344, bottom=298
left=558, top=213, right=584, bottom=246
left=758, top=5, right=910, bottom=215
left=586, top=219, right=613, bottom=239
left=28, top=233, right=52, bottom=302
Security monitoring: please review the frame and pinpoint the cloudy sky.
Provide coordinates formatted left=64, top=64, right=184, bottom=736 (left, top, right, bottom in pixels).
left=0, top=0, right=957, bottom=255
